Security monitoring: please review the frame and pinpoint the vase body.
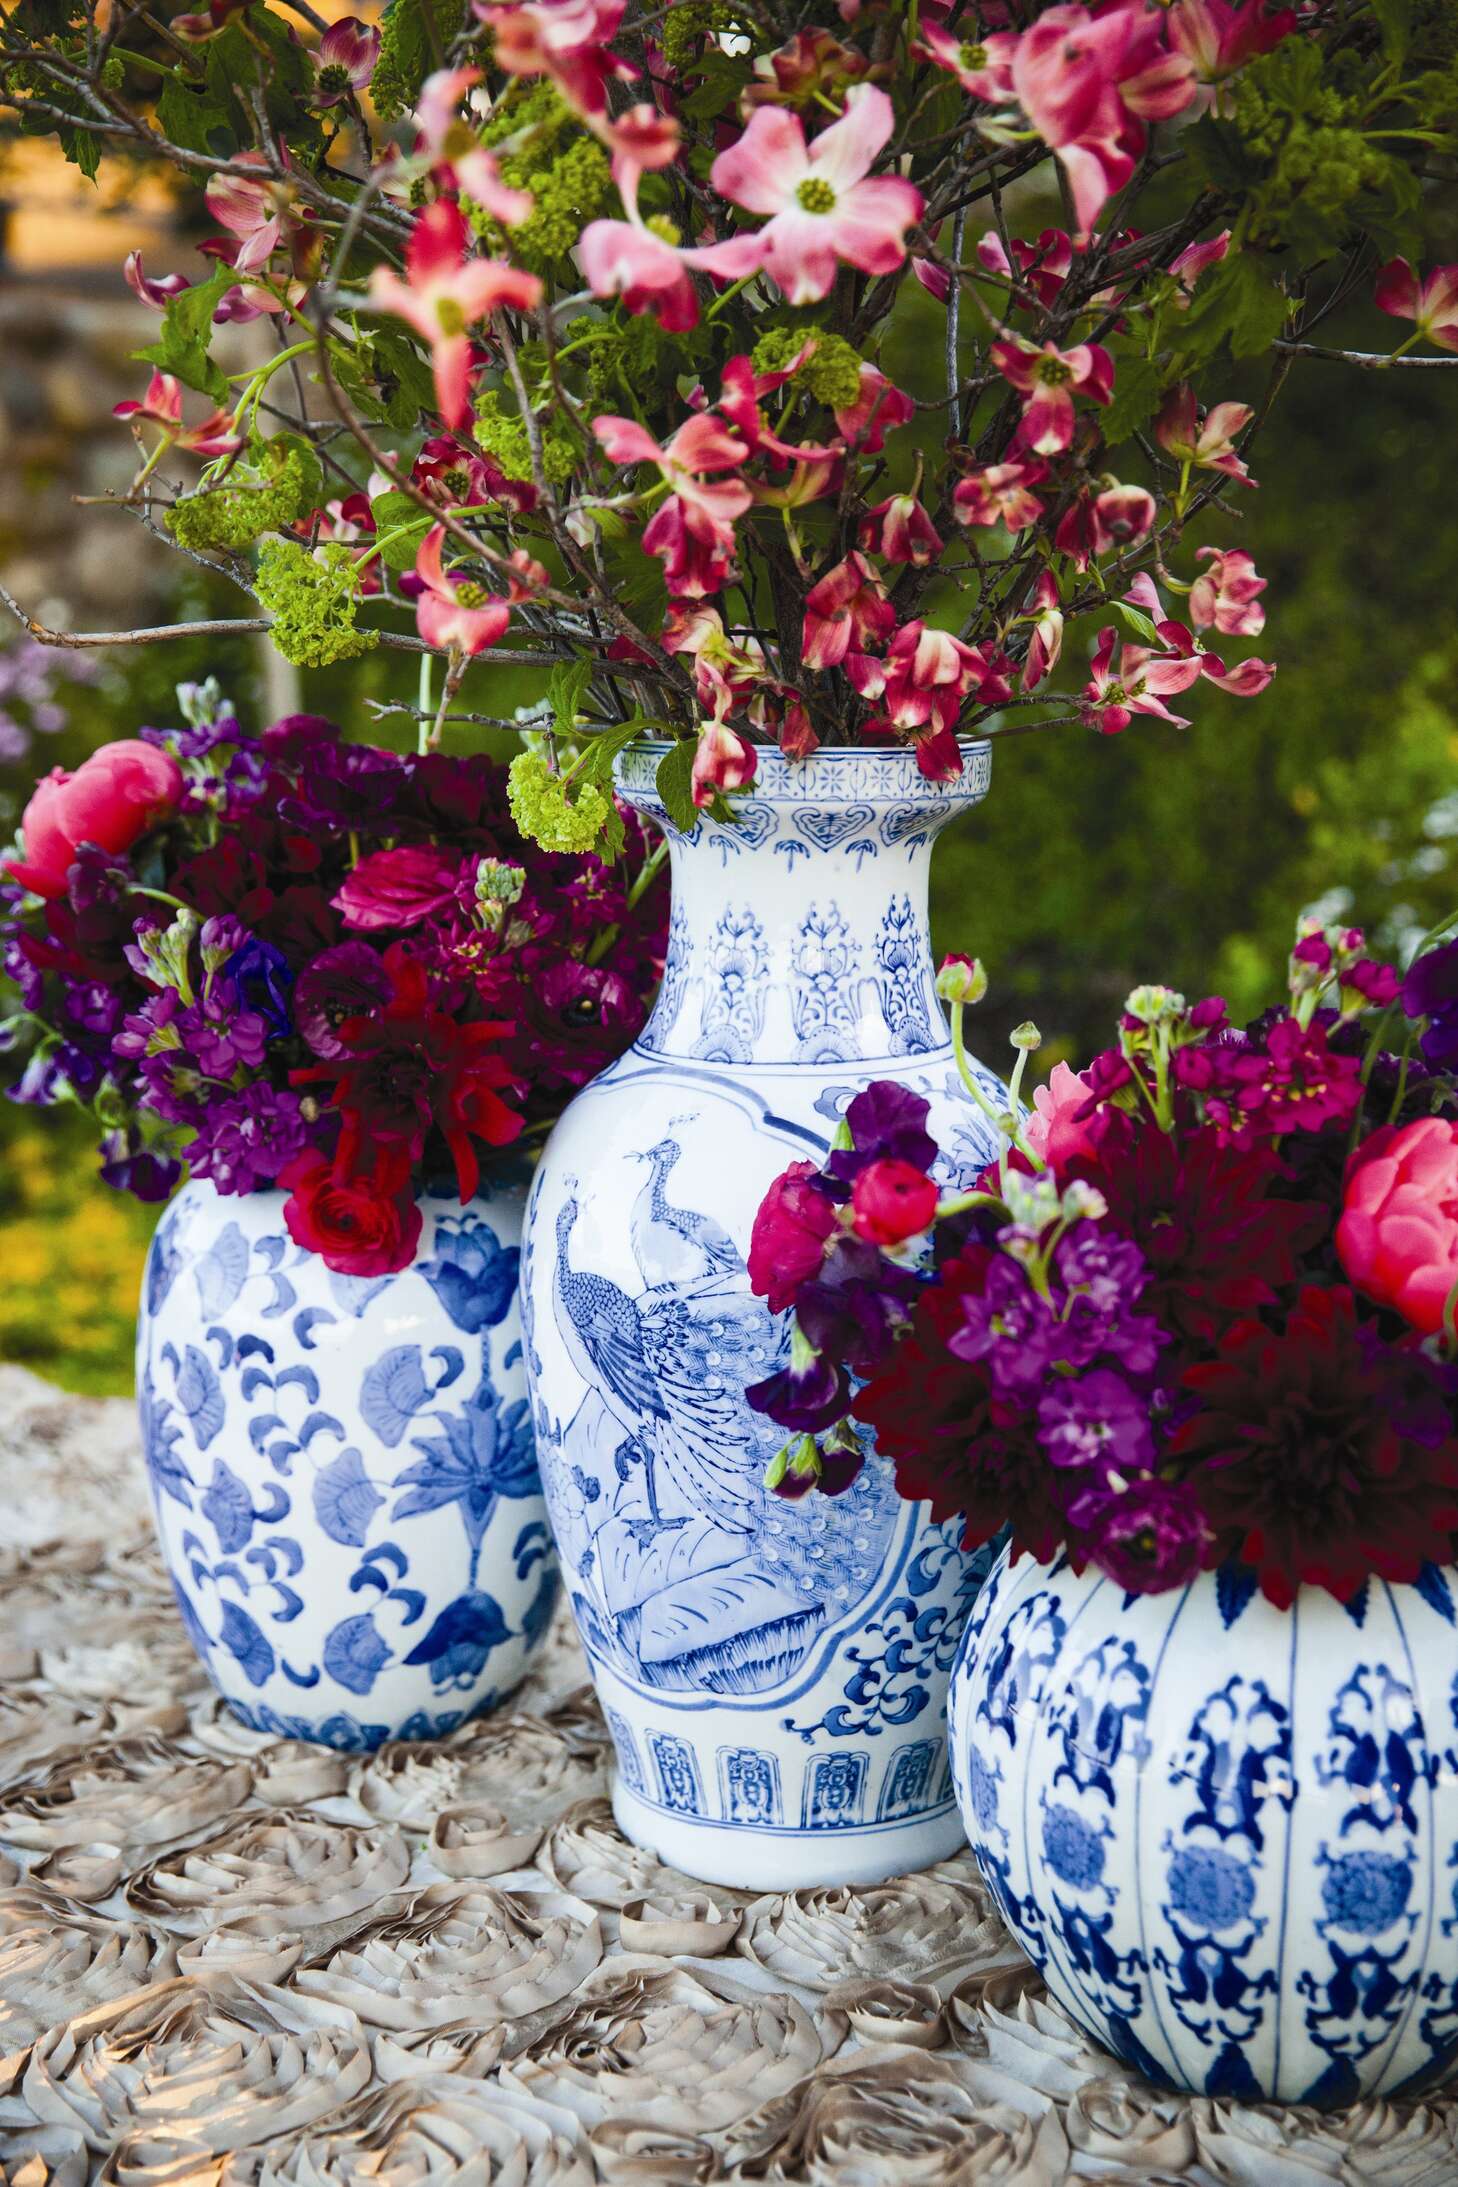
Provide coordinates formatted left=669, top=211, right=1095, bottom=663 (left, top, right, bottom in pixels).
left=137, top=1176, right=557, bottom=1750
left=948, top=1544, right=1458, bottom=2105
left=521, top=742, right=1004, bottom=1890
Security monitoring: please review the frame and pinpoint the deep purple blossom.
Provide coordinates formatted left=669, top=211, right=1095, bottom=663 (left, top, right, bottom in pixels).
left=1404, top=938, right=1458, bottom=1070
left=826, top=1079, right=939, bottom=1191
left=1037, top=1367, right=1156, bottom=1472
left=294, top=942, right=392, bottom=1059
left=186, top=1083, right=314, bottom=1194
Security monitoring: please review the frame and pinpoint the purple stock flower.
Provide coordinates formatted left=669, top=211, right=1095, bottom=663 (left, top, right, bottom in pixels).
left=221, top=936, right=293, bottom=1036
left=62, top=978, right=122, bottom=1038
left=825, top=1079, right=938, bottom=1191
left=1404, top=938, right=1458, bottom=1070
left=947, top=1256, right=1064, bottom=1402
left=1037, top=1368, right=1155, bottom=1472
left=795, top=1234, right=923, bottom=1377
left=747, top=1349, right=851, bottom=1434
left=186, top=1084, right=314, bottom=1194
left=1054, top=1227, right=1166, bottom=1376
left=294, top=942, right=391, bottom=1059
left=99, top=1129, right=182, bottom=1202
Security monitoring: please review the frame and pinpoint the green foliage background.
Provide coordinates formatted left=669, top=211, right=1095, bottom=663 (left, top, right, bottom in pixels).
left=4, top=314, right=1457, bottom=1394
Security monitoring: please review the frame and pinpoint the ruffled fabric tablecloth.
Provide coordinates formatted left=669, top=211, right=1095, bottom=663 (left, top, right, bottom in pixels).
left=1, top=1365, right=1456, bottom=2185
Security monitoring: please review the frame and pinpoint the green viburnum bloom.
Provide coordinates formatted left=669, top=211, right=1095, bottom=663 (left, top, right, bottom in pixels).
left=167, top=435, right=323, bottom=553
left=507, top=750, right=611, bottom=854
left=751, top=325, right=865, bottom=410
left=255, top=540, right=379, bottom=668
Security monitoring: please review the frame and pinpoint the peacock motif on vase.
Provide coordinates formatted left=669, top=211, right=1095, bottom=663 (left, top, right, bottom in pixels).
left=522, top=740, right=1007, bottom=1889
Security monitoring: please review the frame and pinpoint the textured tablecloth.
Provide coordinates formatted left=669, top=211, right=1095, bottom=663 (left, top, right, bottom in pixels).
left=1, top=1365, right=1456, bottom=2185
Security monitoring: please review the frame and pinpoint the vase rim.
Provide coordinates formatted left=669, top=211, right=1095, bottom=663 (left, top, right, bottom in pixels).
left=616, top=736, right=992, bottom=811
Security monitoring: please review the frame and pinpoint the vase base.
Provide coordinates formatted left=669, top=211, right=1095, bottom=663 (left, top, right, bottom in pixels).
left=611, top=1777, right=968, bottom=1891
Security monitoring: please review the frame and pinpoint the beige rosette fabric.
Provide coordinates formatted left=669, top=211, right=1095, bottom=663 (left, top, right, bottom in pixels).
left=5, top=1366, right=1458, bottom=2187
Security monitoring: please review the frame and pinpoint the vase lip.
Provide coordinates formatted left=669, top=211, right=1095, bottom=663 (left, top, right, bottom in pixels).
left=616, top=735, right=993, bottom=811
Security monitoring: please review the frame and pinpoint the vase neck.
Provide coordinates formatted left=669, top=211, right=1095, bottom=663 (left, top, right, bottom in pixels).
left=619, top=744, right=991, bottom=1070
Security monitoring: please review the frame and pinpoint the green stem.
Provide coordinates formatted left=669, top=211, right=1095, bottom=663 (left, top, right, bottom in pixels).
left=705, top=272, right=757, bottom=322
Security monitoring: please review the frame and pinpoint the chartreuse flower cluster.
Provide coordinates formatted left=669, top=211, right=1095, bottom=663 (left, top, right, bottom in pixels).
left=746, top=916, right=1458, bottom=1614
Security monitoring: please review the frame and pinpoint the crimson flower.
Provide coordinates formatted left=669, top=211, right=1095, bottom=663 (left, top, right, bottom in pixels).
left=709, top=86, right=923, bottom=306
left=1176, top=1286, right=1458, bottom=1608
left=1154, top=383, right=1254, bottom=483
left=847, top=622, right=1007, bottom=780
left=1081, top=626, right=1203, bottom=734
left=1199, top=1014, right=1362, bottom=1145
left=593, top=411, right=752, bottom=599
left=748, top=1161, right=838, bottom=1313
left=412, top=525, right=512, bottom=657
left=801, top=553, right=895, bottom=671
left=1189, top=547, right=1266, bottom=636
left=113, top=371, right=244, bottom=459
left=369, top=200, right=543, bottom=431
left=312, top=15, right=380, bottom=104
left=1374, top=257, right=1458, bottom=354
left=952, top=460, right=1047, bottom=533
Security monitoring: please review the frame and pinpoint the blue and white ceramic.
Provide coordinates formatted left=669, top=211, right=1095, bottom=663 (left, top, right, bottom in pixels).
left=521, top=742, right=1005, bottom=1889
left=948, top=1545, right=1458, bottom=2105
left=136, top=1177, right=558, bottom=1751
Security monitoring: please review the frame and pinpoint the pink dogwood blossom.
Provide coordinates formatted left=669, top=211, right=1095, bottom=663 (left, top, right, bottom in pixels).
left=1022, top=571, right=1064, bottom=690
left=953, top=460, right=1048, bottom=532
left=312, top=16, right=380, bottom=105
left=113, top=371, right=244, bottom=458
left=369, top=200, right=543, bottom=431
left=1082, top=625, right=1204, bottom=734
left=847, top=622, right=1008, bottom=780
left=481, top=0, right=632, bottom=121
left=916, top=22, right=1017, bottom=99
left=1189, top=546, right=1267, bottom=636
left=859, top=486, right=942, bottom=566
left=1010, top=2, right=1195, bottom=235
left=710, top=85, right=923, bottom=305
left=690, top=718, right=758, bottom=807
left=412, top=524, right=511, bottom=655
left=1170, top=228, right=1230, bottom=297
left=1091, top=481, right=1156, bottom=555
left=123, top=252, right=190, bottom=310
left=579, top=185, right=757, bottom=330
left=205, top=151, right=313, bottom=277
left=1154, top=383, right=1255, bottom=482
left=593, top=411, right=752, bottom=598
left=411, top=69, right=535, bottom=225
left=976, top=227, right=1072, bottom=307
left=833, top=364, right=915, bottom=454
left=1169, top=0, right=1296, bottom=109
left=801, top=553, right=895, bottom=671
left=991, top=334, right=1114, bottom=455
left=1375, top=258, right=1458, bottom=354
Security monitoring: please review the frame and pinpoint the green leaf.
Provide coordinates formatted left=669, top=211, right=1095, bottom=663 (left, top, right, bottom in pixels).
left=548, top=659, right=593, bottom=737
left=133, top=265, right=234, bottom=399
left=1178, top=252, right=1288, bottom=364
left=1114, top=600, right=1164, bottom=648
left=655, top=738, right=697, bottom=834
left=575, top=716, right=650, bottom=788
left=1371, top=0, right=1410, bottom=61
left=58, top=125, right=100, bottom=180
left=155, top=77, right=226, bottom=155
left=369, top=489, right=430, bottom=571
left=1101, top=354, right=1163, bottom=447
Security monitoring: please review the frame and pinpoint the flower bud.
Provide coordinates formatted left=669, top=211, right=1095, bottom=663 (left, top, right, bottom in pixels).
left=1123, top=983, right=1186, bottom=1028
left=1010, top=1020, right=1042, bottom=1052
left=134, top=908, right=200, bottom=1001
left=936, top=952, right=987, bottom=1006
left=177, top=676, right=228, bottom=731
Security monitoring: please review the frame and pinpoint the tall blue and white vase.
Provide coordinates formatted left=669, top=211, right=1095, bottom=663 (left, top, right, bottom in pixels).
left=520, top=742, right=1005, bottom=1890
left=136, top=1177, right=558, bottom=1751
left=948, top=1545, right=1458, bottom=2105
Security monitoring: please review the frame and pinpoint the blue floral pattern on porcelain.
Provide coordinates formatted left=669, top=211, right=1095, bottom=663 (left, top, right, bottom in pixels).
left=947, top=1544, right=1458, bottom=2105
left=522, top=742, right=1005, bottom=1890
left=137, top=1177, right=557, bottom=1750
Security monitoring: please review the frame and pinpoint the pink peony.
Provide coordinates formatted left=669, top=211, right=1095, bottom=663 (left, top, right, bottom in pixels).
left=6, top=741, right=184, bottom=900
left=1338, top=1117, right=1458, bottom=1337
left=335, top=845, right=464, bottom=930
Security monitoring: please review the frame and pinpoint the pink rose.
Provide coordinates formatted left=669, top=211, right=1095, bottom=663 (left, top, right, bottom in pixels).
left=5, top=740, right=184, bottom=899
left=851, top=1158, right=939, bottom=1246
left=1337, top=1117, right=1458, bottom=1336
left=334, top=845, right=465, bottom=931
left=748, top=1161, right=838, bottom=1313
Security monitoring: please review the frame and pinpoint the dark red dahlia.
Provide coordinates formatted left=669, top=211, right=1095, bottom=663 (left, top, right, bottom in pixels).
left=1174, top=1284, right=1458, bottom=1608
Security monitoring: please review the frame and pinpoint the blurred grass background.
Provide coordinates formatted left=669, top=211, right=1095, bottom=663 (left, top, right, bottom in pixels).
left=2, top=156, right=1456, bottom=1394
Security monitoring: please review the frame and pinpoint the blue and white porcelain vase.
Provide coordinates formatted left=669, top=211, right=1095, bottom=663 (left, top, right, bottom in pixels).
left=948, top=1545, right=1458, bottom=2105
left=137, top=1176, right=558, bottom=1751
left=520, top=741, right=1005, bottom=1890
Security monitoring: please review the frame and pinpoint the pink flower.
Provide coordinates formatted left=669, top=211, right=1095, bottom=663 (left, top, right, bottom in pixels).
left=859, top=487, right=942, bottom=566
left=662, top=604, right=766, bottom=724
left=593, top=411, right=752, bottom=598
left=801, top=552, right=895, bottom=671
left=915, top=22, right=1018, bottom=99
left=1170, top=228, right=1230, bottom=297
left=411, top=70, right=536, bottom=225
left=991, top=334, right=1114, bottom=455
left=709, top=85, right=923, bottom=305
left=833, top=363, right=915, bottom=453
left=1142, top=613, right=1276, bottom=701
left=1091, top=480, right=1155, bottom=554
left=952, top=459, right=1048, bottom=532
left=1375, top=258, right=1458, bottom=355
left=717, top=348, right=842, bottom=466
left=1189, top=546, right=1266, bottom=636
left=1011, top=1, right=1195, bottom=234
left=335, top=845, right=464, bottom=930
left=307, top=493, right=383, bottom=595
left=851, top=1158, right=939, bottom=1246
left=690, top=719, right=758, bottom=808
left=743, top=26, right=870, bottom=110
left=1169, top=0, right=1297, bottom=108
left=313, top=15, right=380, bottom=104
left=5, top=741, right=184, bottom=899
left=1026, top=1060, right=1103, bottom=1171
left=368, top=200, right=543, bottom=430
left=1154, top=383, right=1254, bottom=482
left=748, top=1161, right=838, bottom=1311
left=847, top=621, right=1006, bottom=779
left=975, top=227, right=1072, bottom=307
left=1338, top=1118, right=1458, bottom=1337
left=1022, top=571, right=1064, bottom=690
left=481, top=0, right=632, bottom=120
left=122, top=252, right=190, bottom=310
left=579, top=173, right=757, bottom=329
left=205, top=151, right=313, bottom=277
left=113, top=370, right=244, bottom=458
left=412, top=524, right=510, bottom=656
left=1081, top=625, right=1204, bottom=734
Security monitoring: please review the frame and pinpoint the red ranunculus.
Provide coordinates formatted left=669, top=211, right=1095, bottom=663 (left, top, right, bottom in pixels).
left=747, top=1160, right=839, bottom=1312
left=279, top=1146, right=422, bottom=1276
left=1338, top=1116, right=1458, bottom=1336
left=334, top=844, right=466, bottom=930
left=851, top=1157, right=938, bottom=1246
left=5, top=741, right=184, bottom=899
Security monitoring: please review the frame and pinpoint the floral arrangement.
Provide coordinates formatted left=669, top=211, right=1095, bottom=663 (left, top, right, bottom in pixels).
left=2, top=4, right=1457, bottom=841
left=0, top=685, right=665, bottom=1271
left=746, top=920, right=1458, bottom=1610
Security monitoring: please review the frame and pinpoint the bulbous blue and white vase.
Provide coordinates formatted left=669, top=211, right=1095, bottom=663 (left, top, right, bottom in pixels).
left=520, top=741, right=1005, bottom=1890
left=948, top=1545, right=1458, bottom=2105
left=136, top=1176, right=558, bottom=1751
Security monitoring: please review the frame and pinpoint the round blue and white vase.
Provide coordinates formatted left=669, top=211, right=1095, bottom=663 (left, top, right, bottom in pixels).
left=136, top=1176, right=558, bottom=1751
left=948, top=1544, right=1458, bottom=2105
left=520, top=742, right=1005, bottom=1890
